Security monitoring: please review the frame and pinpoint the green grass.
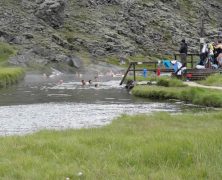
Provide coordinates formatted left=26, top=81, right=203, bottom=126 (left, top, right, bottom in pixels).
left=199, top=73, right=222, bottom=86
left=127, top=54, right=151, bottom=62
left=0, top=112, right=222, bottom=179
left=126, top=75, right=157, bottom=82
left=106, top=55, right=121, bottom=65
left=132, top=85, right=222, bottom=107
left=0, top=67, right=25, bottom=88
left=127, top=76, right=187, bottom=87
left=156, top=77, right=187, bottom=87
left=132, top=85, right=182, bottom=99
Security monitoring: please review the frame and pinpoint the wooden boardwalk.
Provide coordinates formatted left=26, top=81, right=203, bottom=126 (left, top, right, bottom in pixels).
left=120, top=59, right=221, bottom=85
left=119, top=61, right=170, bottom=85
left=185, top=68, right=220, bottom=81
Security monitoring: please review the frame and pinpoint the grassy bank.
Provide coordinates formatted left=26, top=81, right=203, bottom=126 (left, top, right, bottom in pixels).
left=0, top=67, right=25, bottom=88
left=127, top=76, right=187, bottom=87
left=0, top=112, right=222, bottom=179
left=132, top=85, right=222, bottom=107
left=199, top=73, right=222, bottom=86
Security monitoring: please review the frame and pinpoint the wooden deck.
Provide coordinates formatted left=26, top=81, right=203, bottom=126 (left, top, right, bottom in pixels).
left=184, top=68, right=220, bottom=81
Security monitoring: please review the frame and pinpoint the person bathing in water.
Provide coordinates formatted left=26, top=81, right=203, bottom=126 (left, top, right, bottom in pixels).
left=81, top=79, right=98, bottom=87
left=81, top=80, right=86, bottom=86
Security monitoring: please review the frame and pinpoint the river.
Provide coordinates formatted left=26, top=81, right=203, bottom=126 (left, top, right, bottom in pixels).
left=0, top=73, right=202, bottom=136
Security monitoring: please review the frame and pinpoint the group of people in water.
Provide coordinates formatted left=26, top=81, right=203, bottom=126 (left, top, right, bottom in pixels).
left=81, top=79, right=98, bottom=87
left=80, top=70, right=123, bottom=87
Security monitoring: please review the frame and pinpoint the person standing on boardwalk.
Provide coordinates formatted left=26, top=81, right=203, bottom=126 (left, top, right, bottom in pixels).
left=199, top=41, right=208, bottom=66
left=179, top=39, right=188, bottom=67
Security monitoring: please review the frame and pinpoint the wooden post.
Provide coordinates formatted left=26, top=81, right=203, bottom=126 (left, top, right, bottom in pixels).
left=133, top=63, right=136, bottom=81
left=191, top=54, right=194, bottom=68
left=119, top=63, right=132, bottom=85
left=174, top=54, right=177, bottom=60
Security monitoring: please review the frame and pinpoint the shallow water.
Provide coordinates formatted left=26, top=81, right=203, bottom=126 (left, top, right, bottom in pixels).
left=0, top=73, right=198, bottom=136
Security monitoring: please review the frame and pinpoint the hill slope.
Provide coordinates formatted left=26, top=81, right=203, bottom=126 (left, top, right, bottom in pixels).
left=0, top=0, right=222, bottom=69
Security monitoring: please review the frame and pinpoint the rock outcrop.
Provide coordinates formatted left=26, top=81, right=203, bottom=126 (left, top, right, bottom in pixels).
left=35, top=0, right=67, bottom=28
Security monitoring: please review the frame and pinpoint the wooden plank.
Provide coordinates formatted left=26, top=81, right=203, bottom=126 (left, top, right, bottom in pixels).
left=128, top=69, right=174, bottom=72
left=120, top=58, right=221, bottom=85
left=191, top=54, right=194, bottom=68
left=119, top=63, right=133, bottom=85
left=174, top=53, right=199, bottom=56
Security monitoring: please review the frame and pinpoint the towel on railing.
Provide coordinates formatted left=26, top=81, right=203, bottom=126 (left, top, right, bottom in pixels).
left=162, top=60, right=171, bottom=69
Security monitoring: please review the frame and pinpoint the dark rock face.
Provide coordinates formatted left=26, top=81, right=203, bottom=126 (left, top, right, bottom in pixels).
left=35, top=0, right=67, bottom=28
left=0, top=30, right=14, bottom=42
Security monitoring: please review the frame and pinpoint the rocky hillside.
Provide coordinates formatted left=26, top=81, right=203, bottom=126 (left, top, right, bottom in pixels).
left=0, top=0, right=222, bottom=70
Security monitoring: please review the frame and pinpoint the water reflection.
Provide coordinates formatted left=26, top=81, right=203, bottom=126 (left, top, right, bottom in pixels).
left=0, top=102, right=179, bottom=136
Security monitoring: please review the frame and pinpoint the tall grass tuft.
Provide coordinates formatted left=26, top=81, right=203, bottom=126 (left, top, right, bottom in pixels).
left=0, top=67, right=25, bottom=88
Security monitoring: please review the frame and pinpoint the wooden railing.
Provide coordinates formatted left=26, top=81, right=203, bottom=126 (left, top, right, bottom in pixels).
left=120, top=61, right=173, bottom=85
left=120, top=54, right=201, bottom=85
left=174, top=53, right=199, bottom=68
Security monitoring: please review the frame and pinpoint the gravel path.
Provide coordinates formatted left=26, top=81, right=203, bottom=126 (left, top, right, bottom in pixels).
left=184, top=81, right=222, bottom=90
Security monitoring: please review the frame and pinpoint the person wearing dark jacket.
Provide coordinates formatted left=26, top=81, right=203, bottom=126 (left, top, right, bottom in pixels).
left=179, top=39, right=188, bottom=67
